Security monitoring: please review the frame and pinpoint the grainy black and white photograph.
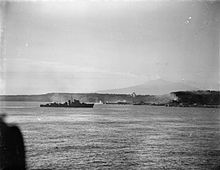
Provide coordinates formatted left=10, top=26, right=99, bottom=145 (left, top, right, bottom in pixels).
left=0, top=0, right=220, bottom=169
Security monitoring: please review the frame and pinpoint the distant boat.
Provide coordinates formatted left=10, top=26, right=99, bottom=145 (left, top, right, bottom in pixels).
left=95, top=100, right=104, bottom=105
left=40, top=99, right=94, bottom=108
left=105, top=100, right=130, bottom=105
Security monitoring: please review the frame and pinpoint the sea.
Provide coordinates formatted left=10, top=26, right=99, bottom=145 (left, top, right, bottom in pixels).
left=0, top=101, right=220, bottom=170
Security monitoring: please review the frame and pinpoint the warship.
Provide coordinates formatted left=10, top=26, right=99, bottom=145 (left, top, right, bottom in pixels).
left=40, top=99, right=94, bottom=108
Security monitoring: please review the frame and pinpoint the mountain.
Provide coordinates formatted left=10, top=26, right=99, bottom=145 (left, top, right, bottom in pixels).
left=97, top=79, right=198, bottom=95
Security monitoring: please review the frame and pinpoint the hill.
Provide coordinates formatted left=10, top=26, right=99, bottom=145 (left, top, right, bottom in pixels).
left=0, top=93, right=174, bottom=104
left=170, top=90, right=220, bottom=107
left=97, top=79, right=198, bottom=95
left=1, top=90, right=219, bottom=107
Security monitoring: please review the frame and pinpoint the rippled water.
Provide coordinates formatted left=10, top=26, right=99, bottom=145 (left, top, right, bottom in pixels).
left=1, top=101, right=220, bottom=169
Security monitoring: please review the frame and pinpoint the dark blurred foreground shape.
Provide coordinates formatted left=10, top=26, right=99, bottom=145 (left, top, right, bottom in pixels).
left=0, top=114, right=26, bottom=170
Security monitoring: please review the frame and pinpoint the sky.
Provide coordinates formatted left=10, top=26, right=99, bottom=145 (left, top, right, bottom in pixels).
left=0, top=0, right=219, bottom=95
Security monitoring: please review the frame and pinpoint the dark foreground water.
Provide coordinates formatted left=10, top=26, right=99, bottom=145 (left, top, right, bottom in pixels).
left=1, top=101, right=220, bottom=170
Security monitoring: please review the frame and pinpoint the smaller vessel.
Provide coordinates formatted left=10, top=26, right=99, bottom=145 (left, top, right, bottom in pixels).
left=40, top=99, right=94, bottom=108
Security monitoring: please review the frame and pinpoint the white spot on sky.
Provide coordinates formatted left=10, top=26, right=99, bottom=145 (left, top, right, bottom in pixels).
left=25, top=43, right=29, bottom=47
left=185, top=16, right=192, bottom=24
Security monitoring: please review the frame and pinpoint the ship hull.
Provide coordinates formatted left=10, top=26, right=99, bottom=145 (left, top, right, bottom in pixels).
left=40, top=104, right=94, bottom=108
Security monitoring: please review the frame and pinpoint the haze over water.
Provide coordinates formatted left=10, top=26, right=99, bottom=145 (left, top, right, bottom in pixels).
left=1, top=101, right=220, bottom=169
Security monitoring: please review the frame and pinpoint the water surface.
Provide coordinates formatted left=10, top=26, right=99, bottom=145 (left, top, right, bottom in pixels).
left=1, top=101, right=220, bottom=169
